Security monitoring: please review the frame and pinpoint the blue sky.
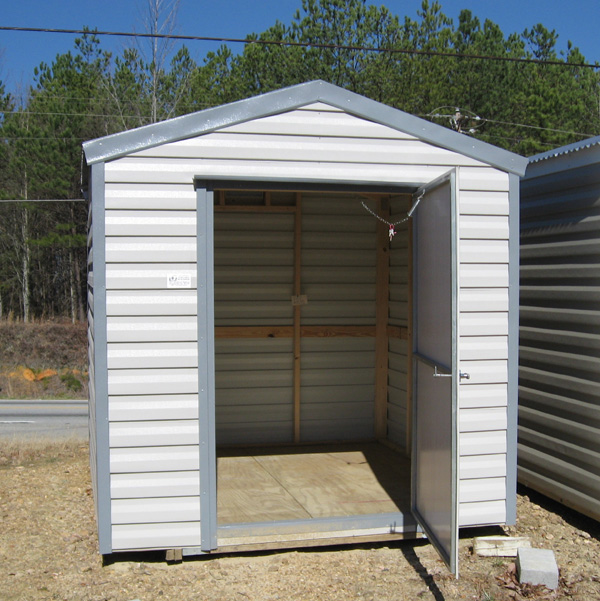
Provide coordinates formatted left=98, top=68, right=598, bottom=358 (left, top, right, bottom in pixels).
left=1, top=0, right=598, bottom=94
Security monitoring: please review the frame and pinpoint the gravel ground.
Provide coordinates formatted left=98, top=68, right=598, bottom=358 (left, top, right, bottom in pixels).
left=1, top=440, right=599, bottom=601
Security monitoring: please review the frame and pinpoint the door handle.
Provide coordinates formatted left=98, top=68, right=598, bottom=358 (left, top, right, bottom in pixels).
left=432, top=366, right=471, bottom=380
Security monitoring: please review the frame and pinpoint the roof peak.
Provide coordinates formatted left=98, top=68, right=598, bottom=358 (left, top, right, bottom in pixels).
left=83, top=80, right=527, bottom=176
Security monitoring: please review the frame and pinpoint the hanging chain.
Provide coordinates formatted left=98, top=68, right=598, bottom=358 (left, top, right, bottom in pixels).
left=361, top=192, right=424, bottom=241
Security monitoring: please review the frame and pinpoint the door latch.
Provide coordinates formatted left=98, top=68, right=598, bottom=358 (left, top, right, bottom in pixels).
left=432, top=366, right=471, bottom=380
left=433, top=366, right=451, bottom=377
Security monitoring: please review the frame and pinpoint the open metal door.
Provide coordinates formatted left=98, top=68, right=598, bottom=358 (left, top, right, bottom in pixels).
left=411, top=170, right=459, bottom=575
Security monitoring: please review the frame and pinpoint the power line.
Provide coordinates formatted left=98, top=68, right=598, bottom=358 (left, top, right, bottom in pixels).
left=0, top=25, right=598, bottom=69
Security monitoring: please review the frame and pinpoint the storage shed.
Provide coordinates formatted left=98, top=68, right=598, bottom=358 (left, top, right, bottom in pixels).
left=520, top=135, right=600, bottom=522
left=83, top=80, right=528, bottom=573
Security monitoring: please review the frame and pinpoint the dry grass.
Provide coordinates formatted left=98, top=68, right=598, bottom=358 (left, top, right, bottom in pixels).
left=0, top=436, right=85, bottom=468
left=0, top=319, right=88, bottom=399
left=1, top=441, right=599, bottom=601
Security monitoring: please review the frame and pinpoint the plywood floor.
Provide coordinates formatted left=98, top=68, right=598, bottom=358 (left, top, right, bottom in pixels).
left=217, top=443, right=411, bottom=525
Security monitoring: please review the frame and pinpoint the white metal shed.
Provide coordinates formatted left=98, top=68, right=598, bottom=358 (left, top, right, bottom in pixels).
left=83, top=80, right=528, bottom=574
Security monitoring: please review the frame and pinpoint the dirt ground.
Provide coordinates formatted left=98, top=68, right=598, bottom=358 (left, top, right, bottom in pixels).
left=0, top=440, right=599, bottom=601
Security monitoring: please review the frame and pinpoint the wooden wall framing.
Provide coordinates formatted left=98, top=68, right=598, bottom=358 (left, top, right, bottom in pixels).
left=213, top=190, right=408, bottom=443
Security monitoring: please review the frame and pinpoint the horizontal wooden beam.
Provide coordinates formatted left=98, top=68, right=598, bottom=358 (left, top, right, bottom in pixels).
left=214, top=205, right=296, bottom=213
left=387, top=325, right=409, bottom=340
left=215, top=325, right=408, bottom=339
left=216, top=326, right=293, bottom=338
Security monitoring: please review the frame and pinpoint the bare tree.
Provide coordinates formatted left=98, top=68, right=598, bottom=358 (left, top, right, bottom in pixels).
left=136, top=0, right=181, bottom=123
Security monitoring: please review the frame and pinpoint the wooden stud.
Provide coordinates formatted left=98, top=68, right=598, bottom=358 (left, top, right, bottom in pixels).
left=217, top=190, right=226, bottom=206
left=374, top=197, right=391, bottom=439
left=264, top=191, right=272, bottom=206
left=293, top=192, right=302, bottom=443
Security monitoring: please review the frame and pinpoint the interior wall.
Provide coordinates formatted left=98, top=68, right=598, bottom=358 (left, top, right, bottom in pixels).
left=387, top=196, right=412, bottom=450
left=214, top=209, right=295, bottom=444
left=213, top=191, right=411, bottom=445
left=300, top=193, right=377, bottom=441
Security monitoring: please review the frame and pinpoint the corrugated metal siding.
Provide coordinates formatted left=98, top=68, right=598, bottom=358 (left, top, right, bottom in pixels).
left=214, top=209, right=294, bottom=444
left=98, top=103, right=514, bottom=548
left=300, top=194, right=376, bottom=441
left=104, top=184, right=201, bottom=550
left=520, top=163, right=600, bottom=521
left=388, top=196, right=411, bottom=449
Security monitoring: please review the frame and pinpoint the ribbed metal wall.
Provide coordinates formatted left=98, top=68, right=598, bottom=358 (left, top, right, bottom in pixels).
left=520, top=153, right=600, bottom=521
left=388, top=196, right=411, bottom=449
left=214, top=209, right=295, bottom=444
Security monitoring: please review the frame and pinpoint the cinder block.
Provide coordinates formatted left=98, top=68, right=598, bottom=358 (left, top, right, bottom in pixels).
left=516, top=548, right=559, bottom=590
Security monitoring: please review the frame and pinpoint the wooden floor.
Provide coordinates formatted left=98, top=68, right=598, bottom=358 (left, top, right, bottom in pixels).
left=217, top=442, right=412, bottom=525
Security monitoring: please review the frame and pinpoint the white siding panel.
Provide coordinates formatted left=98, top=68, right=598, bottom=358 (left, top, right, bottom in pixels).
left=460, top=477, right=506, bottom=503
left=105, top=210, right=196, bottom=236
left=460, top=289, right=509, bottom=312
left=105, top=157, right=453, bottom=186
left=107, top=342, right=198, bottom=369
left=106, top=290, right=197, bottom=316
left=112, top=497, right=200, bottom=524
left=460, top=215, right=509, bottom=240
left=460, top=431, right=507, bottom=456
left=112, top=522, right=201, bottom=551
left=459, top=501, right=506, bottom=526
left=459, top=167, right=510, bottom=192
left=217, top=109, right=419, bottom=139
left=460, top=313, right=509, bottom=336
left=105, top=236, right=196, bottom=263
left=110, top=420, right=199, bottom=447
left=134, top=133, right=485, bottom=167
left=105, top=183, right=196, bottom=210
left=460, top=240, right=509, bottom=265
left=107, top=368, right=198, bottom=396
left=459, top=190, right=509, bottom=216
left=108, top=394, right=199, bottom=421
left=111, top=471, right=199, bottom=498
left=110, top=446, right=200, bottom=473
left=107, top=316, right=197, bottom=342
left=460, top=454, right=507, bottom=479
left=460, top=336, right=508, bottom=360
left=460, top=407, right=508, bottom=432
left=459, top=384, right=508, bottom=409
left=459, top=360, right=508, bottom=385
left=106, top=264, right=197, bottom=290
left=460, top=264, right=509, bottom=288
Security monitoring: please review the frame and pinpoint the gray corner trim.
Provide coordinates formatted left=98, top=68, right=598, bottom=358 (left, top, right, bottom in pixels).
left=90, top=162, right=112, bottom=555
left=197, top=186, right=217, bottom=552
left=506, top=172, right=520, bottom=526
left=83, top=80, right=527, bottom=176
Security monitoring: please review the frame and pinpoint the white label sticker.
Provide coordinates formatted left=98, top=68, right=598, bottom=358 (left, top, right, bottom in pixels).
left=167, top=274, right=192, bottom=289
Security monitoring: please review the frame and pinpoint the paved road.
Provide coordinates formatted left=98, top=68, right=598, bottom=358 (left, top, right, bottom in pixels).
left=0, top=399, right=88, bottom=440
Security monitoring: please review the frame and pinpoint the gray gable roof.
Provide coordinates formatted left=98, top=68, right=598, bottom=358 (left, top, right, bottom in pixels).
left=526, top=134, right=600, bottom=179
left=83, top=80, right=528, bottom=176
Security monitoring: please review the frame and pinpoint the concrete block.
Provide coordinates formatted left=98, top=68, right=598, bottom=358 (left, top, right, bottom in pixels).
left=516, top=548, right=559, bottom=590
left=473, top=535, right=531, bottom=557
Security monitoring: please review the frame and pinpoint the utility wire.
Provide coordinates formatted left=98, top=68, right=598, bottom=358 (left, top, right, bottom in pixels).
left=0, top=25, right=598, bottom=69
